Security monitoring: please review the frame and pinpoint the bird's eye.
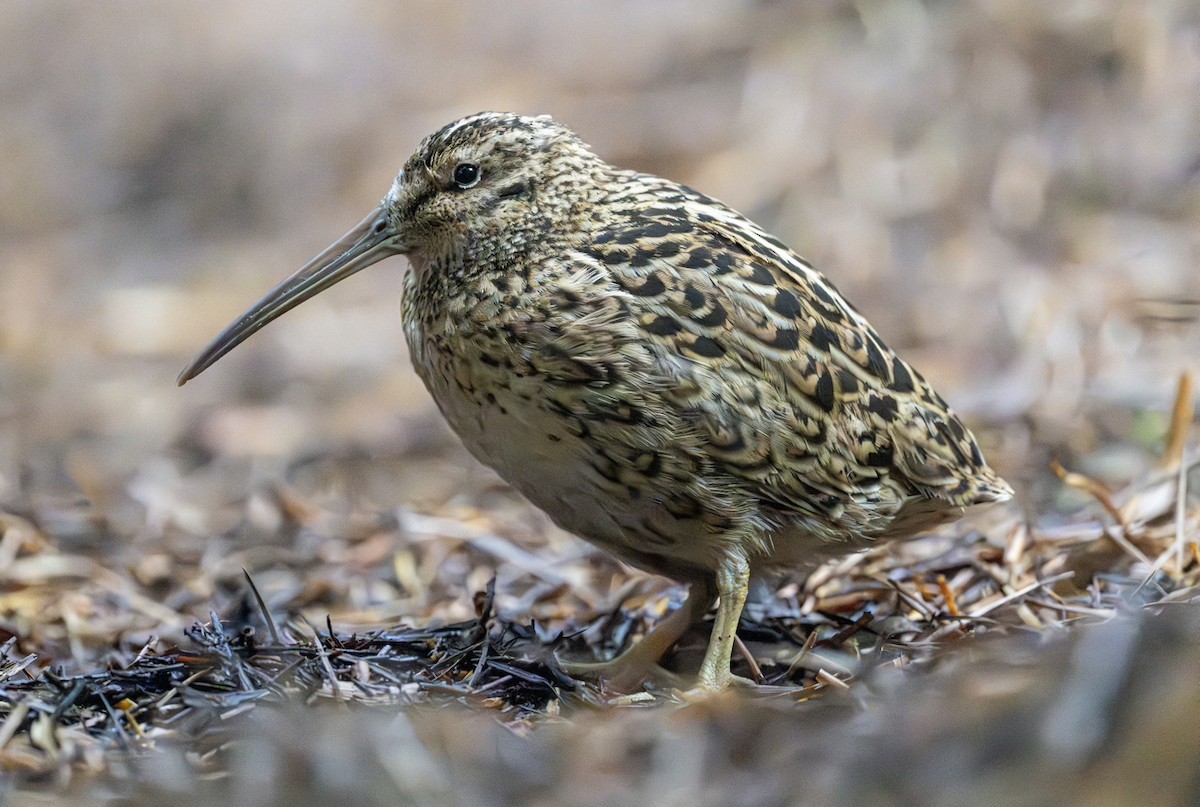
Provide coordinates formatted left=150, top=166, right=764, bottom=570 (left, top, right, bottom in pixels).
left=452, top=163, right=481, bottom=189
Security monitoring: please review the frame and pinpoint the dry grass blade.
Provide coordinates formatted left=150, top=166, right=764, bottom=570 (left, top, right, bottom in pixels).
left=966, top=572, right=1076, bottom=618
left=302, top=618, right=342, bottom=700
left=243, top=569, right=282, bottom=645
left=1052, top=459, right=1153, bottom=566
left=936, top=574, right=961, bottom=617
left=733, top=635, right=764, bottom=684
left=1160, top=371, right=1194, bottom=471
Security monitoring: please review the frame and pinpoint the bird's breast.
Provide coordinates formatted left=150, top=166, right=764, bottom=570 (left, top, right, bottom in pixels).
left=398, top=291, right=746, bottom=572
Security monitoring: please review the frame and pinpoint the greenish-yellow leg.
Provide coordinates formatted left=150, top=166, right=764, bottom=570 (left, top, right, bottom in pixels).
left=558, top=580, right=717, bottom=693
left=693, top=552, right=751, bottom=692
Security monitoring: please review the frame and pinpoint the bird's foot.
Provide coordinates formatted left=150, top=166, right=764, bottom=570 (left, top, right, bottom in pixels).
left=556, top=652, right=685, bottom=694
left=675, top=670, right=758, bottom=701
left=555, top=583, right=715, bottom=695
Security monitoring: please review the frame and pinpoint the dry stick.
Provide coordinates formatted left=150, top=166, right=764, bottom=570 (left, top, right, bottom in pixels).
left=0, top=702, right=29, bottom=751
left=302, top=617, right=341, bottom=700
left=0, top=636, right=38, bottom=683
left=243, top=569, right=281, bottom=645
left=1134, top=372, right=1196, bottom=591
left=783, top=630, right=820, bottom=679
left=1160, top=370, right=1193, bottom=470
left=1133, top=459, right=1195, bottom=597
left=1051, top=460, right=1153, bottom=566
left=823, top=612, right=875, bottom=648
left=1173, top=450, right=1190, bottom=576
left=1170, top=373, right=1195, bottom=575
left=468, top=634, right=491, bottom=688
left=1003, top=522, right=1030, bottom=573
left=129, top=636, right=159, bottom=668
left=1024, top=597, right=1116, bottom=619
left=816, top=669, right=850, bottom=690
left=967, top=571, right=1075, bottom=618
left=936, top=574, right=961, bottom=617
left=733, top=634, right=764, bottom=683
left=472, top=674, right=513, bottom=695
left=1162, top=370, right=1194, bottom=576
left=880, top=576, right=936, bottom=618
left=97, top=693, right=130, bottom=749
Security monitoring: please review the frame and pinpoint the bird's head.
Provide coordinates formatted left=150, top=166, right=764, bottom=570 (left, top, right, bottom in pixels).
left=389, top=112, right=591, bottom=259
left=178, top=112, right=594, bottom=384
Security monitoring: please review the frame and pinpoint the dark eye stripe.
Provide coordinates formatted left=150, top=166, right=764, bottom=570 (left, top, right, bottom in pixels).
left=494, top=182, right=528, bottom=199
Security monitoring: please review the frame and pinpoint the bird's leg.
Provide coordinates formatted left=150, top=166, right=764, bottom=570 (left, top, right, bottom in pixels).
left=558, top=579, right=716, bottom=693
left=693, top=551, right=751, bottom=692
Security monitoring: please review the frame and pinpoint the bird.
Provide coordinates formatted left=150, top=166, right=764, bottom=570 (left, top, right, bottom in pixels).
left=179, top=112, right=1012, bottom=694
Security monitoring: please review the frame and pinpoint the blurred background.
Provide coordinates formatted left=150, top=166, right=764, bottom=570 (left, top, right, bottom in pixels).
left=3, top=0, right=1198, bottom=516
left=1, top=0, right=1200, bottom=800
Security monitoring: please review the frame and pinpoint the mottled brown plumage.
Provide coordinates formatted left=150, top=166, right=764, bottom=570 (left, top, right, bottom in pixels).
left=180, top=112, right=1011, bottom=692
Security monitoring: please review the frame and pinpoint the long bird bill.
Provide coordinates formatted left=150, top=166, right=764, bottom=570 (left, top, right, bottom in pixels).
left=177, top=206, right=401, bottom=385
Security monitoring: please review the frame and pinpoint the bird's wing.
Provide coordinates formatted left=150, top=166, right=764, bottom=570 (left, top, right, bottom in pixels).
left=576, top=176, right=1009, bottom=531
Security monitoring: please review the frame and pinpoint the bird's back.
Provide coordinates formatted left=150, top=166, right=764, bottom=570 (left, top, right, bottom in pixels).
left=568, top=170, right=1011, bottom=545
